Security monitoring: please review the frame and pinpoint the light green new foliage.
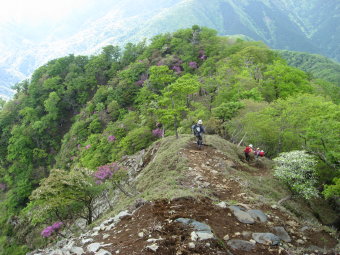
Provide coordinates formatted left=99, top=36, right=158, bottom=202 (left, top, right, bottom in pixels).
left=157, top=74, right=200, bottom=138
left=274, top=150, right=319, bottom=200
left=323, top=177, right=340, bottom=199
left=27, top=168, right=105, bottom=225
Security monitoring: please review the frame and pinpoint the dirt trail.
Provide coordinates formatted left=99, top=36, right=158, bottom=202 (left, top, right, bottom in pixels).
left=84, top=141, right=338, bottom=255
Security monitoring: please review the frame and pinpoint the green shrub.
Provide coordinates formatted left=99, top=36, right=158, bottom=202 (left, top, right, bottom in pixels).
left=118, top=127, right=154, bottom=156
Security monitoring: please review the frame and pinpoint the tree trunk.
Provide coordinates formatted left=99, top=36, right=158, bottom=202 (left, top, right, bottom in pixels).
left=87, top=204, right=93, bottom=225
left=238, top=132, right=247, bottom=147
left=171, top=96, right=179, bottom=139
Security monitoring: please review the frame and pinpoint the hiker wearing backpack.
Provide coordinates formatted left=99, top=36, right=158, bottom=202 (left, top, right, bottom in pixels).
left=244, top=144, right=253, bottom=162
left=259, top=150, right=265, bottom=157
left=192, top=120, right=205, bottom=149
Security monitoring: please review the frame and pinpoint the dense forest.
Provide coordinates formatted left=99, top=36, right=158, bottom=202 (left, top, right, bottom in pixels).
left=0, top=26, right=339, bottom=254
left=279, top=50, right=340, bottom=86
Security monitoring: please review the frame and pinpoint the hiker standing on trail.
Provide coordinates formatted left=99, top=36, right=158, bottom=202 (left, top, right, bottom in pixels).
left=244, top=144, right=253, bottom=162
left=192, top=120, right=205, bottom=149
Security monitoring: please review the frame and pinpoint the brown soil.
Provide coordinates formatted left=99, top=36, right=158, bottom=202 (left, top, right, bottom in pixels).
left=85, top=140, right=338, bottom=255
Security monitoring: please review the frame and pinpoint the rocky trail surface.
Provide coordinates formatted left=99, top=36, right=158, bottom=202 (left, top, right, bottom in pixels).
left=29, top=140, right=339, bottom=255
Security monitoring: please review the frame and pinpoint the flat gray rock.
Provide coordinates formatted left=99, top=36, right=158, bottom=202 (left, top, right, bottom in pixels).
left=175, top=218, right=215, bottom=240
left=228, top=205, right=242, bottom=213
left=87, top=243, right=101, bottom=252
left=272, top=226, right=291, bottom=242
left=252, top=233, right=280, bottom=245
left=95, top=249, right=112, bottom=255
left=247, top=209, right=268, bottom=222
left=227, top=239, right=255, bottom=251
left=230, top=209, right=255, bottom=224
left=70, top=247, right=85, bottom=255
left=175, top=218, right=212, bottom=233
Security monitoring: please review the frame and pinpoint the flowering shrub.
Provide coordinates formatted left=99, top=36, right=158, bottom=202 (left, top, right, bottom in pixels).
left=108, top=135, right=116, bottom=142
left=273, top=150, right=319, bottom=200
left=152, top=128, right=164, bottom=138
left=198, top=50, right=207, bottom=60
left=189, top=61, right=198, bottom=69
left=0, top=183, right=6, bottom=191
left=172, top=65, right=182, bottom=74
left=85, top=144, right=91, bottom=149
left=136, top=73, right=148, bottom=86
left=94, top=162, right=121, bottom=184
left=41, top=221, right=63, bottom=238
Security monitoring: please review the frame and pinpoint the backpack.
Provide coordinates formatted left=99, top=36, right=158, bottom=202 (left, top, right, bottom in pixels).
left=193, top=125, right=202, bottom=136
left=259, top=151, right=265, bottom=157
left=244, top=146, right=252, bottom=153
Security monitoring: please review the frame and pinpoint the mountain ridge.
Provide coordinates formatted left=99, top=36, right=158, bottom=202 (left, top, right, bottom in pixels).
left=0, top=0, right=339, bottom=98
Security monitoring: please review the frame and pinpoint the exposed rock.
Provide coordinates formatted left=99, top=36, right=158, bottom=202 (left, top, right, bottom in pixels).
left=228, top=206, right=255, bottom=224
left=87, top=243, right=101, bottom=252
left=271, top=204, right=278, bottom=209
left=252, top=233, right=280, bottom=245
left=175, top=218, right=212, bottom=233
left=147, top=238, right=163, bottom=242
left=138, top=232, right=144, bottom=238
left=146, top=243, right=159, bottom=252
left=96, top=249, right=112, bottom=255
left=196, top=231, right=215, bottom=240
left=188, top=242, right=196, bottom=249
left=300, top=226, right=309, bottom=232
left=49, top=249, right=63, bottom=255
left=223, top=234, right=230, bottom=241
left=114, top=210, right=131, bottom=221
left=296, top=239, right=305, bottom=244
left=217, top=201, right=227, bottom=208
left=103, top=234, right=110, bottom=239
left=227, top=239, right=256, bottom=251
left=81, top=238, right=93, bottom=244
left=191, top=231, right=198, bottom=241
left=70, top=247, right=85, bottom=255
left=272, top=226, right=291, bottom=242
left=247, top=209, right=268, bottom=222
left=242, top=231, right=252, bottom=238
left=91, top=231, right=99, bottom=236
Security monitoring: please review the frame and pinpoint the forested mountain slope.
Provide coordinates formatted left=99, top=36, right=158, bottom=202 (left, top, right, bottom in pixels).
left=278, top=50, right=340, bottom=86
left=1, top=0, right=339, bottom=98
left=0, top=27, right=339, bottom=254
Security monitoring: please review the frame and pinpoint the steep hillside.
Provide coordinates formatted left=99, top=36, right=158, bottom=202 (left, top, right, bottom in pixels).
left=27, top=135, right=339, bottom=255
left=1, top=0, right=339, bottom=98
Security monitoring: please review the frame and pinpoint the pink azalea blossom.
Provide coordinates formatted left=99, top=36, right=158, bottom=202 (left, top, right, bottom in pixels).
left=108, top=135, right=116, bottom=142
left=152, top=128, right=164, bottom=138
left=41, top=226, right=54, bottom=237
left=189, top=61, right=198, bottom=69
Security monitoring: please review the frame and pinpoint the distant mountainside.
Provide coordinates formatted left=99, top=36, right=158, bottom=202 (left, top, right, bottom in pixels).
left=278, top=50, right=340, bottom=86
left=1, top=0, right=339, bottom=98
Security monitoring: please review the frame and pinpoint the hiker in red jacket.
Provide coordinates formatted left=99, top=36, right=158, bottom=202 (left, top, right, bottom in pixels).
left=244, top=144, right=253, bottom=162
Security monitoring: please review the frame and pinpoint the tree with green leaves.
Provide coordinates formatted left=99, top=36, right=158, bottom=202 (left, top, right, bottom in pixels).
left=157, top=74, right=200, bottom=138
left=27, top=168, right=105, bottom=225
